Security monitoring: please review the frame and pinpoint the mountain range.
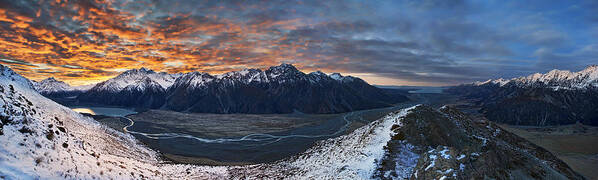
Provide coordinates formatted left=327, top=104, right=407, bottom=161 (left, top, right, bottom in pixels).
left=447, top=65, right=598, bottom=126
left=0, top=64, right=583, bottom=179
left=74, top=64, right=407, bottom=114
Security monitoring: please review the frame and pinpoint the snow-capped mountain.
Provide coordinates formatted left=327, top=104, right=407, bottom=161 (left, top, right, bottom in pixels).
left=448, top=65, right=598, bottom=126
left=165, top=64, right=407, bottom=113
left=77, top=64, right=408, bottom=113
left=77, top=68, right=182, bottom=108
left=31, top=77, right=90, bottom=98
left=33, top=77, right=71, bottom=93
left=89, top=67, right=180, bottom=92
left=0, top=66, right=582, bottom=179
left=474, top=65, right=598, bottom=90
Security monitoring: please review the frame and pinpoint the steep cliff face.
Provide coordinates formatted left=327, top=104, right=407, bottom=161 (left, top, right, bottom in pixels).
left=447, top=65, right=598, bottom=126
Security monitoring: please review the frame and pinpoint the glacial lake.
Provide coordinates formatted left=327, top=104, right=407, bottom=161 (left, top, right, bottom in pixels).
left=71, top=106, right=137, bottom=117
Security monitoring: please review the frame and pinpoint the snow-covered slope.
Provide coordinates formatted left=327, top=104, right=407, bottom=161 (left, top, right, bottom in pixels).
left=474, top=65, right=598, bottom=90
left=276, top=106, right=418, bottom=179
left=0, top=65, right=34, bottom=90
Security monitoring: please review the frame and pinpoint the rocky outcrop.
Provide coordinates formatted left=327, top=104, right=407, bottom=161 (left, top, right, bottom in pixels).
left=375, top=106, right=584, bottom=179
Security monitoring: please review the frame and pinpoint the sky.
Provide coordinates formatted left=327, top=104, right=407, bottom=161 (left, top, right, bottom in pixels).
left=0, top=0, right=597, bottom=86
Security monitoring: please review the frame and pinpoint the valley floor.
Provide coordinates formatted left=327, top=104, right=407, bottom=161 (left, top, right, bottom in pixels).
left=89, top=93, right=457, bottom=165
left=499, top=124, right=598, bottom=179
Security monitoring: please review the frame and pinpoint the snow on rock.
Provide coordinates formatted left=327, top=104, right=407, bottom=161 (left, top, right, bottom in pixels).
left=385, top=142, right=420, bottom=179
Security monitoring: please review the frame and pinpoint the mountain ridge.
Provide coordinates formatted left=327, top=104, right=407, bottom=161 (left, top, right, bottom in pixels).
left=447, top=65, right=598, bottom=126
left=77, top=64, right=408, bottom=113
left=473, top=65, right=598, bottom=90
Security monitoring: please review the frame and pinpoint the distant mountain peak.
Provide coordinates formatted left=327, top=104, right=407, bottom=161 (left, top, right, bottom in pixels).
left=472, top=66, right=598, bottom=90
left=309, top=71, right=326, bottom=76
left=39, top=77, right=68, bottom=85
left=120, top=67, right=156, bottom=76
left=43, top=77, right=58, bottom=81
left=267, top=63, right=300, bottom=73
left=330, top=72, right=356, bottom=82
left=33, top=77, right=76, bottom=96
left=274, top=63, right=296, bottom=69
left=90, top=67, right=180, bottom=92
left=329, top=73, right=343, bottom=80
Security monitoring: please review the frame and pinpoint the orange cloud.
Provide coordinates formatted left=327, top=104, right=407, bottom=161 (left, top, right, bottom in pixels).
left=0, top=0, right=349, bottom=86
